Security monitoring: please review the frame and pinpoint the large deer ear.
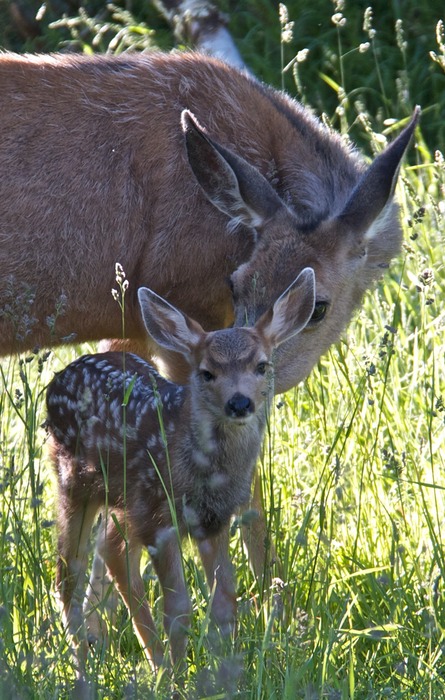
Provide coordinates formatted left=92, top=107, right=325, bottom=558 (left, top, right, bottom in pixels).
left=138, top=287, right=204, bottom=356
left=256, top=267, right=316, bottom=347
left=338, top=107, right=420, bottom=237
left=181, top=109, right=284, bottom=229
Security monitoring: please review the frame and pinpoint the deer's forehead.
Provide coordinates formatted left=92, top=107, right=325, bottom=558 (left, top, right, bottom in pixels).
left=231, top=224, right=342, bottom=306
left=231, top=235, right=311, bottom=292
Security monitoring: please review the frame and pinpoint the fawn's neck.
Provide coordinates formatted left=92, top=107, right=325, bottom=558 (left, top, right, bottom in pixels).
left=169, top=394, right=271, bottom=538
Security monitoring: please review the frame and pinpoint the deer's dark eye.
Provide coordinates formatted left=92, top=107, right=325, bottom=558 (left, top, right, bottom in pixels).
left=310, top=301, right=328, bottom=323
left=256, top=362, right=268, bottom=375
left=200, top=370, right=215, bottom=382
left=227, top=276, right=238, bottom=302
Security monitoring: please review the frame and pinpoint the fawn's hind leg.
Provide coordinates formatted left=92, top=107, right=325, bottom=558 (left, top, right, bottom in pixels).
left=99, top=516, right=165, bottom=671
left=56, top=497, right=99, bottom=665
left=83, top=516, right=119, bottom=647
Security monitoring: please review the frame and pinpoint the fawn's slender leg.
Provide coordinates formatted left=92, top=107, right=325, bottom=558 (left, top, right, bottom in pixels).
left=150, top=528, right=191, bottom=667
left=100, top=517, right=164, bottom=670
left=56, top=496, right=99, bottom=663
left=240, top=471, right=280, bottom=587
left=84, top=517, right=119, bottom=646
left=197, top=528, right=237, bottom=636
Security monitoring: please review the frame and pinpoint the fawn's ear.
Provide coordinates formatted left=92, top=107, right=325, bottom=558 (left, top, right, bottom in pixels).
left=138, top=287, right=204, bottom=355
left=256, top=267, right=316, bottom=347
left=182, top=109, right=284, bottom=230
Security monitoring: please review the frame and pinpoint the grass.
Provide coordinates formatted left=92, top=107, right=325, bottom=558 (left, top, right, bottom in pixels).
left=1, top=2, right=445, bottom=698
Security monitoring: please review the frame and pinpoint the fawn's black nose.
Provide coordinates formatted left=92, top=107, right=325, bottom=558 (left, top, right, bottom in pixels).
left=225, top=393, right=254, bottom=419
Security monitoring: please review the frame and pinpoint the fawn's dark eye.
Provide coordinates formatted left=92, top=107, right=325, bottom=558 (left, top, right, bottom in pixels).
left=256, top=362, right=268, bottom=375
left=310, top=301, right=328, bottom=324
left=200, top=370, right=215, bottom=382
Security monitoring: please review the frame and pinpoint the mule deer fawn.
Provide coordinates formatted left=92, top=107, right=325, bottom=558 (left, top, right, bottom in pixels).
left=46, top=268, right=315, bottom=669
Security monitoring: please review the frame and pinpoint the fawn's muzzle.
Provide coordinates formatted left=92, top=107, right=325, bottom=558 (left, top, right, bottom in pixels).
left=225, top=393, right=254, bottom=419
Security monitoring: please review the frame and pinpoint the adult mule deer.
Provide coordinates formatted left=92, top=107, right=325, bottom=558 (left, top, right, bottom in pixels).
left=0, top=51, right=418, bottom=577
left=46, top=269, right=316, bottom=669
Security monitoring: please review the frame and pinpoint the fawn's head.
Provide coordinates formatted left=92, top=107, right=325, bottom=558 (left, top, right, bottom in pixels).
left=138, top=267, right=315, bottom=424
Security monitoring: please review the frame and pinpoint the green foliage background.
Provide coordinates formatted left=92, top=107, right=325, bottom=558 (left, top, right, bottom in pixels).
left=1, top=0, right=444, bottom=149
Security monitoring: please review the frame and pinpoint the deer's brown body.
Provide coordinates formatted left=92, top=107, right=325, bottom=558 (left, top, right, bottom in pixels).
left=0, top=51, right=417, bottom=394
left=46, top=271, right=315, bottom=669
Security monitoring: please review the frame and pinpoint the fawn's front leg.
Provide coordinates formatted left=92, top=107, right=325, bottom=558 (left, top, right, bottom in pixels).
left=197, top=527, right=237, bottom=636
left=197, top=477, right=281, bottom=638
left=239, top=470, right=281, bottom=588
left=150, top=527, right=192, bottom=669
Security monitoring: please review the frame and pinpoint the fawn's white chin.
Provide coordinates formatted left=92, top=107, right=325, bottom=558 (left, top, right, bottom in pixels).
left=228, top=414, right=254, bottom=426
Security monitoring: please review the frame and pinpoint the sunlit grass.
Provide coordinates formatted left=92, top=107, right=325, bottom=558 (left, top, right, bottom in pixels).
left=1, top=153, right=444, bottom=700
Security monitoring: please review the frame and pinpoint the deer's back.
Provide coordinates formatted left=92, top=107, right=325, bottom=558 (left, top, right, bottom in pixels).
left=0, top=52, right=362, bottom=351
